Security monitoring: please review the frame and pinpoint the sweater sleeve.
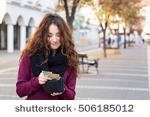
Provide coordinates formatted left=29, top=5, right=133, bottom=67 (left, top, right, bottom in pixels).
left=59, top=68, right=77, bottom=100
left=16, top=54, right=41, bottom=98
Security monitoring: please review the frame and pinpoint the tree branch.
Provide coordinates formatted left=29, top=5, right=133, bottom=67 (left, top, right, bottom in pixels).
left=63, top=0, right=69, bottom=18
left=70, top=0, right=80, bottom=23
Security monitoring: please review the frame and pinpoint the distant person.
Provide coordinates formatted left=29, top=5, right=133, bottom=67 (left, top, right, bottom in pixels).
left=117, top=34, right=121, bottom=43
left=135, top=35, right=143, bottom=47
left=16, top=13, right=79, bottom=100
left=108, top=37, right=111, bottom=47
left=142, top=38, right=145, bottom=44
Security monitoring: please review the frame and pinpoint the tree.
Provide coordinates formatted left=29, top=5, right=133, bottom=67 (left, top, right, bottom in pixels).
left=115, top=0, right=143, bottom=48
left=94, top=0, right=144, bottom=57
left=56, top=0, right=144, bottom=57
left=56, top=0, right=92, bottom=31
left=95, top=0, right=118, bottom=57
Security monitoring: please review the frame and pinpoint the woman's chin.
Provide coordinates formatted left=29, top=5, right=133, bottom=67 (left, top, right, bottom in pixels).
left=51, top=46, right=59, bottom=50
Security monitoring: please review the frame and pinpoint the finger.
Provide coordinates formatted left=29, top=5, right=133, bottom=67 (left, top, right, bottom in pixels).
left=51, top=93, right=55, bottom=96
left=57, top=92, right=62, bottom=95
left=40, top=82, right=45, bottom=85
left=51, top=92, right=58, bottom=96
left=39, top=78, right=47, bottom=84
left=40, top=80, right=47, bottom=84
left=53, top=92, right=57, bottom=95
left=45, top=77, right=52, bottom=80
left=51, top=92, right=62, bottom=96
left=40, top=78, right=47, bottom=82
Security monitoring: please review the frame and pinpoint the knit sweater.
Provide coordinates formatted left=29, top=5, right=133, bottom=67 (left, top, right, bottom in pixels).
left=16, top=54, right=77, bottom=100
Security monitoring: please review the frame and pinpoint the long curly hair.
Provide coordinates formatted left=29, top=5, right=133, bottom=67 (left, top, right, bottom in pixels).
left=20, top=13, right=79, bottom=75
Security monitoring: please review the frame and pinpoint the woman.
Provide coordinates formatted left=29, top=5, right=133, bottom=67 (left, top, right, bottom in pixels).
left=16, top=13, right=79, bottom=100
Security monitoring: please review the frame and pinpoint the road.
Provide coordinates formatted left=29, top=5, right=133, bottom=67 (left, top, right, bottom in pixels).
left=0, top=45, right=149, bottom=100
left=76, top=45, right=149, bottom=100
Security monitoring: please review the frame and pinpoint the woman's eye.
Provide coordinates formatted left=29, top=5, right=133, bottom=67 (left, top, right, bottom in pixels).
left=48, top=33, right=61, bottom=38
left=48, top=35, right=52, bottom=38
left=56, top=34, right=61, bottom=37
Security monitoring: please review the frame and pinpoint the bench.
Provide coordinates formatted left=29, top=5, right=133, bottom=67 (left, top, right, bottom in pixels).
left=78, top=53, right=99, bottom=74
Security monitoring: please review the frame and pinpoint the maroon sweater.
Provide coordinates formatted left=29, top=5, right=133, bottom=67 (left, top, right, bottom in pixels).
left=16, top=54, right=77, bottom=100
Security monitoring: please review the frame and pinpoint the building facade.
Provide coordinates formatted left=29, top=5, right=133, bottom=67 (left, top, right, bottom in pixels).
left=0, top=0, right=55, bottom=53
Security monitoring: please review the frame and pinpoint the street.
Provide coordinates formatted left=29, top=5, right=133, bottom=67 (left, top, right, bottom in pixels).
left=0, top=45, right=149, bottom=100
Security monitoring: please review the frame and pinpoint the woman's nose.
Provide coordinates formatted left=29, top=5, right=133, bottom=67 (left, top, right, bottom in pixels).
left=51, top=35, right=57, bottom=42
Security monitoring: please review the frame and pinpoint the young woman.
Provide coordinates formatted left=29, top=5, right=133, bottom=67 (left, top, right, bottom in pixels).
left=16, top=13, right=79, bottom=100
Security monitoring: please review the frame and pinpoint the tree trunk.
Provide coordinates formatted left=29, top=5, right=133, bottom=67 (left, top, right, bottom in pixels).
left=123, top=27, right=126, bottom=48
left=99, top=37, right=101, bottom=48
left=63, top=0, right=80, bottom=32
left=99, top=20, right=108, bottom=58
left=66, top=17, right=73, bottom=31
left=103, top=30, right=107, bottom=57
left=128, top=34, right=131, bottom=47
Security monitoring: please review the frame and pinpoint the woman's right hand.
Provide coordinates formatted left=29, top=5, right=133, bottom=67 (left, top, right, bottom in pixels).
left=38, top=77, right=48, bottom=85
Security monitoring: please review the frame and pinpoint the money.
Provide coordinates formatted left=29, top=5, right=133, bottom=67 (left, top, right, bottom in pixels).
left=39, top=71, right=61, bottom=80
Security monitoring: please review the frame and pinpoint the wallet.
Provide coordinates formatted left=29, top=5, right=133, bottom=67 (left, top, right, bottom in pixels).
left=42, top=78, right=64, bottom=94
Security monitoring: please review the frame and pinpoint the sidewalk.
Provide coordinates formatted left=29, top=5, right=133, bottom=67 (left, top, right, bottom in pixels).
left=78, top=47, right=121, bottom=59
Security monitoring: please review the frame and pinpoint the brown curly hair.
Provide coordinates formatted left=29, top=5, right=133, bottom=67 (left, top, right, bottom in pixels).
left=20, top=13, right=79, bottom=75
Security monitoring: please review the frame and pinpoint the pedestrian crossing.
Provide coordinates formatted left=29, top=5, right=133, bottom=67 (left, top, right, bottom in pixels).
left=77, top=85, right=148, bottom=91
left=0, top=45, right=149, bottom=100
left=76, top=45, right=149, bottom=100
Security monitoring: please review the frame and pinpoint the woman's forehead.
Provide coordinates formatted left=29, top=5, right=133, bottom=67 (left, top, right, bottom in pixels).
left=48, top=24, right=60, bottom=33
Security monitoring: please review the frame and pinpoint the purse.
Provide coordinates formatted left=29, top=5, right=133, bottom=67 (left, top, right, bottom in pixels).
left=42, top=77, right=64, bottom=94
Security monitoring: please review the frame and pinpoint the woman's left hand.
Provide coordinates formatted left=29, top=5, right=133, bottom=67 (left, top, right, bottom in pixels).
left=51, top=92, right=62, bottom=96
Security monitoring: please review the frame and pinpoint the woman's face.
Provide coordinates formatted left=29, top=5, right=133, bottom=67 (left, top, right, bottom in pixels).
left=48, top=24, right=61, bottom=50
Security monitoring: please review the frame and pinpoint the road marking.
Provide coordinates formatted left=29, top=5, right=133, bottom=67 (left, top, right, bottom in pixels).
left=0, top=94, right=18, bottom=98
left=0, top=67, right=17, bottom=74
left=80, top=71, right=148, bottom=77
left=99, top=68, right=147, bottom=72
left=101, top=72, right=148, bottom=77
left=99, top=65, right=147, bottom=69
left=0, top=84, right=15, bottom=87
left=78, top=78, right=147, bottom=83
left=77, top=85, right=148, bottom=91
left=0, top=72, right=17, bottom=75
left=0, top=78, right=17, bottom=80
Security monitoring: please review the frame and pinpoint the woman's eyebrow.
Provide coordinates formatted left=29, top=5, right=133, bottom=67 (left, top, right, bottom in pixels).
left=48, top=32, right=60, bottom=34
